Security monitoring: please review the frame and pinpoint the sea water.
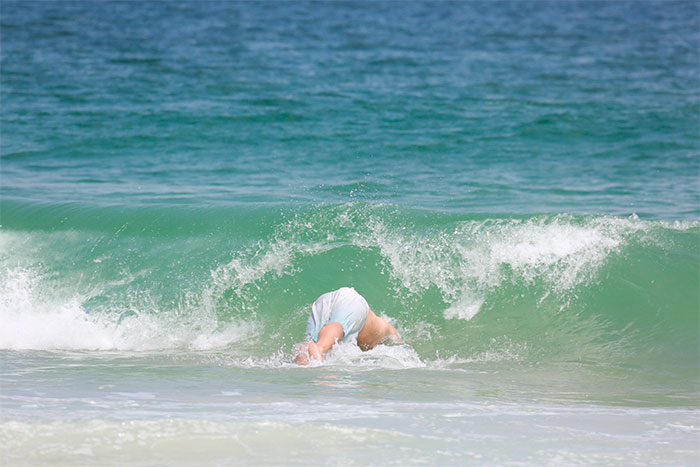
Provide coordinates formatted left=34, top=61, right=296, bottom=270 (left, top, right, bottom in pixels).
left=1, top=1, right=698, bottom=465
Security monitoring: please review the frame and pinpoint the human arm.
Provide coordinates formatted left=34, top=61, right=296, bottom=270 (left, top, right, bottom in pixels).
left=313, top=321, right=345, bottom=360
left=295, top=322, right=345, bottom=365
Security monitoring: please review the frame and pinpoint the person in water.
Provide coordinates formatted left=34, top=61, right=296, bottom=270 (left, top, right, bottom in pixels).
left=295, top=287, right=400, bottom=365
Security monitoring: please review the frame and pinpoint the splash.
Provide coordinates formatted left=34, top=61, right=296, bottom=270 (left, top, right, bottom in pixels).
left=0, top=266, right=256, bottom=351
left=0, top=206, right=697, bottom=369
left=366, top=214, right=659, bottom=321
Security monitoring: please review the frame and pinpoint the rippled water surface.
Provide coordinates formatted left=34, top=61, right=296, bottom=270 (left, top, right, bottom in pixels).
left=1, top=1, right=698, bottom=465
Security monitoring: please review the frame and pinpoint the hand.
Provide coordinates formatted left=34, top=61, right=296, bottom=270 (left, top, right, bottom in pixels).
left=307, top=341, right=322, bottom=362
left=294, top=342, right=311, bottom=365
left=294, top=341, right=322, bottom=365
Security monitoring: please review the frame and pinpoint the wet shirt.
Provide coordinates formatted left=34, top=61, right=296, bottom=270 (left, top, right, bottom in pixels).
left=305, top=287, right=370, bottom=343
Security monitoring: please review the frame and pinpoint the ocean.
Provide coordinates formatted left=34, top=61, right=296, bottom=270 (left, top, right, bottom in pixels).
left=1, top=1, right=698, bottom=465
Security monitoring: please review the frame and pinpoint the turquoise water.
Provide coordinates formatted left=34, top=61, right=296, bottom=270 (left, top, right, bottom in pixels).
left=1, top=1, right=699, bottom=465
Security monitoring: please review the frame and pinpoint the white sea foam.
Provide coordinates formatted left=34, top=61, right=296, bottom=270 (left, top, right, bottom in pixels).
left=208, top=339, right=424, bottom=370
left=321, top=340, right=426, bottom=369
left=0, top=210, right=686, bottom=359
left=204, top=233, right=329, bottom=309
left=365, top=214, right=650, bottom=321
left=0, top=266, right=255, bottom=351
left=3, top=405, right=697, bottom=466
left=442, top=295, right=483, bottom=321
left=0, top=268, right=113, bottom=350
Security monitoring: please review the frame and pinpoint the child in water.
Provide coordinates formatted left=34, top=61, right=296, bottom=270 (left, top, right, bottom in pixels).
left=295, top=287, right=400, bottom=365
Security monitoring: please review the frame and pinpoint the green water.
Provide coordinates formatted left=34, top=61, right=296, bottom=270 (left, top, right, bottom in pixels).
left=1, top=1, right=698, bottom=465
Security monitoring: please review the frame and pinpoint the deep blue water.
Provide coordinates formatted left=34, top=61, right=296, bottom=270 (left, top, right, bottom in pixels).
left=2, top=0, right=698, bottom=217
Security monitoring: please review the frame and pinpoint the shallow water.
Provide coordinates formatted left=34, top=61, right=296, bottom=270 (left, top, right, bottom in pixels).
left=1, top=1, right=699, bottom=465
left=2, top=350, right=698, bottom=466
